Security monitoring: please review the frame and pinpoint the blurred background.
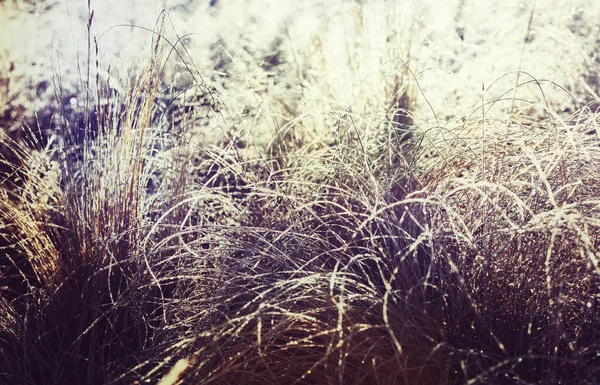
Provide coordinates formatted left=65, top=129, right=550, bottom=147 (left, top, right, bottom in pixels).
left=1, top=0, right=599, bottom=148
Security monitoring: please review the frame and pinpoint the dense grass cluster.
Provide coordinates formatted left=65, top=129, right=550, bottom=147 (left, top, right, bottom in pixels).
left=2, top=1, right=600, bottom=384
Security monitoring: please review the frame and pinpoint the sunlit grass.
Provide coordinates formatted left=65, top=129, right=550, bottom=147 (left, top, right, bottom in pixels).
left=1, top=1, right=600, bottom=384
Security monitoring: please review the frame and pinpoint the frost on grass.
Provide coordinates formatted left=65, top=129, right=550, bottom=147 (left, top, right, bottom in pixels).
left=1, top=1, right=600, bottom=385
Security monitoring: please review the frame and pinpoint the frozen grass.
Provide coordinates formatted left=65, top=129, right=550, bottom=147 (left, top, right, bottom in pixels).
left=1, top=1, right=600, bottom=384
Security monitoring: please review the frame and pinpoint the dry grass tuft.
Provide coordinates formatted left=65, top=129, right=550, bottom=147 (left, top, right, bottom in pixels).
left=1, top=2, right=600, bottom=385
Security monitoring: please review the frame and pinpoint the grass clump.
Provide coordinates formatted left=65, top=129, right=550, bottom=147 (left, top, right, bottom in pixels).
left=1, top=1, right=600, bottom=384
